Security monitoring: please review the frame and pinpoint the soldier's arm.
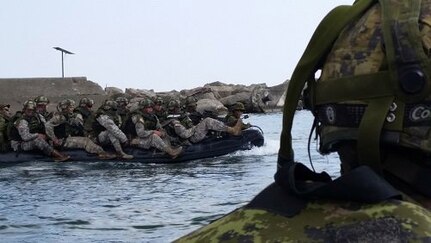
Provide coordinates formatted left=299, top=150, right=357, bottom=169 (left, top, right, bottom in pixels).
left=70, top=113, right=84, bottom=126
left=97, top=115, right=128, bottom=143
left=17, top=119, right=38, bottom=141
left=225, top=115, right=237, bottom=127
left=45, top=113, right=63, bottom=141
left=132, top=115, right=153, bottom=138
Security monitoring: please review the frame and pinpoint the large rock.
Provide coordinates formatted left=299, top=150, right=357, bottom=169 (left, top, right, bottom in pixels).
left=125, top=88, right=157, bottom=98
left=196, top=99, right=228, bottom=116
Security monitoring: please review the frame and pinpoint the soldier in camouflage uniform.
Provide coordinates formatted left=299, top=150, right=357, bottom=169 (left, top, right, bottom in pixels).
left=153, top=96, right=168, bottom=124
left=74, top=97, right=96, bottom=137
left=8, top=100, right=70, bottom=162
left=176, top=0, right=431, bottom=241
left=225, top=102, right=252, bottom=130
left=94, top=100, right=133, bottom=159
left=115, top=96, right=129, bottom=131
left=0, top=104, right=11, bottom=152
left=34, top=95, right=53, bottom=120
left=128, top=99, right=183, bottom=159
left=46, top=99, right=116, bottom=160
left=169, top=99, right=243, bottom=143
left=184, top=96, right=203, bottom=125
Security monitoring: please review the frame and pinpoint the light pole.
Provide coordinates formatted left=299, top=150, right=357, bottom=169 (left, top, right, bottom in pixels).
left=53, top=47, right=74, bottom=78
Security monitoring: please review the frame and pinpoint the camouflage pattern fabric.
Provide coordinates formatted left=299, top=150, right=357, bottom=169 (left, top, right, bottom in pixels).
left=45, top=112, right=83, bottom=139
left=60, top=136, right=104, bottom=154
left=319, top=0, right=431, bottom=153
left=46, top=113, right=104, bottom=154
left=10, top=119, right=53, bottom=155
left=74, top=107, right=95, bottom=137
left=130, top=114, right=170, bottom=152
left=174, top=117, right=228, bottom=143
left=38, top=110, right=53, bottom=121
left=96, top=115, right=128, bottom=154
left=225, top=113, right=251, bottom=129
left=176, top=199, right=431, bottom=242
left=0, top=115, right=9, bottom=151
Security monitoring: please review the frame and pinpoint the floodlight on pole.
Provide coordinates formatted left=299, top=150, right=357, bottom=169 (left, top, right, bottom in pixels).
left=53, top=47, right=74, bottom=78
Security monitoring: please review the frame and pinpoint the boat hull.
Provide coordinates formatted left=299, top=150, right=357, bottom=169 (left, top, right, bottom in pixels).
left=0, top=129, right=264, bottom=164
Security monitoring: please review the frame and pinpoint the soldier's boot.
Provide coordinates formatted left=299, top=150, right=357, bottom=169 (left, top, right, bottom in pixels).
left=97, top=152, right=117, bottom=160
left=51, top=150, right=71, bottom=162
left=117, top=151, right=134, bottom=160
left=227, top=118, right=243, bottom=136
left=166, top=146, right=183, bottom=159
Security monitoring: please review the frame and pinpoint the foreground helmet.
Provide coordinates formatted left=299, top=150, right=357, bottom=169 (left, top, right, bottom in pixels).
left=278, top=0, right=431, bottom=197
left=23, top=100, right=36, bottom=110
left=34, top=95, right=50, bottom=105
left=139, top=99, right=154, bottom=109
left=79, top=97, right=94, bottom=107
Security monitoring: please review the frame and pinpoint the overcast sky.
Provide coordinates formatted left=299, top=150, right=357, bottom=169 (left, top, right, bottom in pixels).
left=1, top=0, right=353, bottom=92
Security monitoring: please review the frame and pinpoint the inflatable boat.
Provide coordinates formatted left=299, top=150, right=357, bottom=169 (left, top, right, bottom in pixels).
left=0, top=128, right=264, bottom=164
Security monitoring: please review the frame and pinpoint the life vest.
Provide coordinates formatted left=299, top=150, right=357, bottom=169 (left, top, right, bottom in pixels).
left=53, top=113, right=84, bottom=139
left=74, top=107, right=95, bottom=135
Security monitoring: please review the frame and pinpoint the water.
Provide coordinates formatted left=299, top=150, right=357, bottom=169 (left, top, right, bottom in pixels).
left=0, top=111, right=340, bottom=242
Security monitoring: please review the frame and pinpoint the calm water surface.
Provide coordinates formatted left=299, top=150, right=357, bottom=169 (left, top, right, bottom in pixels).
left=0, top=111, right=340, bottom=242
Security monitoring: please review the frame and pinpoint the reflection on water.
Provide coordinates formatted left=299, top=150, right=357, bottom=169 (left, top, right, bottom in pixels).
left=0, top=111, right=340, bottom=242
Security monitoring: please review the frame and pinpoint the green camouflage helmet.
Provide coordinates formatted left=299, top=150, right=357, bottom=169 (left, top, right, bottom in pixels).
left=139, top=99, right=154, bottom=109
left=115, top=97, right=129, bottom=106
left=232, top=102, right=245, bottom=111
left=79, top=97, right=94, bottom=107
left=23, top=100, right=36, bottom=110
left=34, top=95, right=50, bottom=105
left=154, top=96, right=164, bottom=105
left=167, top=99, right=181, bottom=110
left=102, top=100, right=118, bottom=111
left=277, top=0, right=431, bottom=196
left=58, top=99, right=76, bottom=111
left=185, top=96, right=197, bottom=107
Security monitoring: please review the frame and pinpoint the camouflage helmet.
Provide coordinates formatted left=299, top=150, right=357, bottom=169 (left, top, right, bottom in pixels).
left=154, top=96, right=164, bottom=105
left=185, top=96, right=197, bottom=107
left=23, top=100, right=36, bottom=110
left=58, top=99, right=76, bottom=111
left=139, top=98, right=154, bottom=109
left=115, top=97, right=129, bottom=106
left=278, top=0, right=431, bottom=195
left=102, top=100, right=118, bottom=111
left=79, top=97, right=94, bottom=107
left=232, top=102, right=245, bottom=111
left=167, top=99, right=181, bottom=110
left=34, top=95, right=50, bottom=105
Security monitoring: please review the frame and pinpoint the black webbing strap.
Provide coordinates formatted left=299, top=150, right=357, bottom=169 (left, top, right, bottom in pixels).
left=272, top=162, right=401, bottom=215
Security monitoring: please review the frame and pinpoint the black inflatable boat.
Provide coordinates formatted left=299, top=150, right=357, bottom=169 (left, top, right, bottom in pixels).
left=0, top=128, right=264, bottom=164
